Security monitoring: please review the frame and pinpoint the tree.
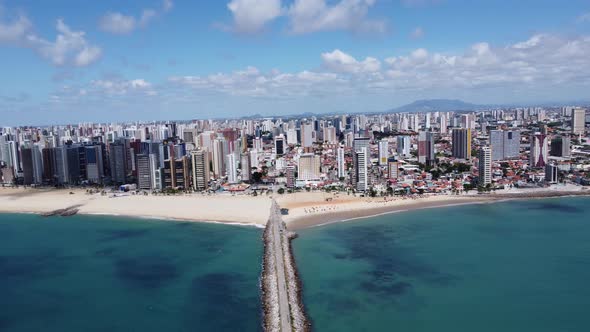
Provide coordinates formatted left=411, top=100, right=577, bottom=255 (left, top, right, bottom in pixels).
left=277, top=188, right=285, bottom=194
left=252, top=172, right=262, bottom=183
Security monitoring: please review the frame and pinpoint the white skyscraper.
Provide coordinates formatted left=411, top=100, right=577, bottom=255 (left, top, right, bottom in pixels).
left=249, top=149, right=259, bottom=168
left=337, top=147, right=345, bottom=179
left=478, top=146, right=492, bottom=186
left=439, top=115, right=448, bottom=134
left=353, top=147, right=368, bottom=192
left=378, top=140, right=388, bottom=166
left=297, top=153, right=320, bottom=180
left=301, top=123, right=313, bottom=147
left=226, top=153, right=238, bottom=184
left=572, top=108, right=586, bottom=134
left=396, top=135, right=411, bottom=157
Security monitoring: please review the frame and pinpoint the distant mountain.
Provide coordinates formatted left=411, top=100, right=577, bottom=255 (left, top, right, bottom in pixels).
left=390, top=99, right=484, bottom=113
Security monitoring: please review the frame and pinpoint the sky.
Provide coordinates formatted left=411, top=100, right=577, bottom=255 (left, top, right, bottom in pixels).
left=1, top=0, right=590, bottom=125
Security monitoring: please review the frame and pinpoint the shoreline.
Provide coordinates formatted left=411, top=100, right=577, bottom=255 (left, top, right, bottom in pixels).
left=280, top=190, right=590, bottom=230
left=1, top=187, right=589, bottom=230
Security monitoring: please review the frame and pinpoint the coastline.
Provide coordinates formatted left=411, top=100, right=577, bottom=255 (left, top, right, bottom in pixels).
left=278, top=189, right=590, bottom=230
left=1, top=186, right=588, bottom=230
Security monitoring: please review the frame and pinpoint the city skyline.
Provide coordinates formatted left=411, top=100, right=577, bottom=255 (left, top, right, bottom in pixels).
left=1, top=0, right=590, bottom=125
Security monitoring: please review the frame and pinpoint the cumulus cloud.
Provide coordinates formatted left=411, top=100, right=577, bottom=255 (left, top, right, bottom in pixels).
left=99, top=0, right=173, bottom=34
left=287, top=0, right=386, bottom=34
left=50, top=33, right=590, bottom=108
left=0, top=12, right=32, bottom=42
left=223, top=0, right=385, bottom=34
left=0, top=9, right=101, bottom=67
left=321, top=49, right=381, bottom=73
left=226, top=0, right=283, bottom=34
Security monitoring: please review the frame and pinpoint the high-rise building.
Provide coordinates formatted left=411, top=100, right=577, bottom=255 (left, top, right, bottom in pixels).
left=274, top=135, right=285, bottom=156
left=136, top=154, right=151, bottom=189
left=42, top=147, right=57, bottom=185
left=149, top=153, right=162, bottom=190
left=378, top=140, right=388, bottom=166
left=109, top=142, right=126, bottom=184
left=545, top=164, right=559, bottom=183
left=226, top=153, right=238, bottom=184
left=191, top=150, right=210, bottom=191
left=418, top=131, right=435, bottom=165
left=301, top=123, right=313, bottom=147
left=286, top=165, right=296, bottom=188
left=353, top=147, right=368, bottom=191
left=396, top=135, right=411, bottom=157
left=297, top=153, right=320, bottom=180
left=337, top=147, right=345, bottom=179
left=572, top=108, right=586, bottom=134
left=286, top=128, right=298, bottom=145
left=212, top=138, right=227, bottom=178
left=85, top=145, right=104, bottom=184
left=550, top=136, right=571, bottom=157
left=489, top=130, right=520, bottom=160
left=387, top=157, right=399, bottom=179
left=54, top=145, right=69, bottom=185
left=530, top=133, right=548, bottom=168
left=478, top=146, right=492, bottom=186
left=323, top=126, right=337, bottom=144
left=20, top=147, right=35, bottom=185
left=452, top=128, right=471, bottom=159
left=240, top=152, right=251, bottom=182
left=439, top=115, right=448, bottom=134
left=163, top=156, right=189, bottom=189
left=353, top=137, right=370, bottom=154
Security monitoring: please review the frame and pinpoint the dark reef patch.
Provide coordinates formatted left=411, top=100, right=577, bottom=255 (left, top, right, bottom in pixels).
left=114, top=255, right=179, bottom=289
left=184, top=272, right=260, bottom=331
left=0, top=251, right=75, bottom=280
left=528, top=202, right=583, bottom=214
left=99, top=229, right=150, bottom=242
left=328, top=224, right=457, bottom=295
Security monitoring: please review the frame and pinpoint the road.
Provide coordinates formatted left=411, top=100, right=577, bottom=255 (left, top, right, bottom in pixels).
left=269, top=200, right=293, bottom=331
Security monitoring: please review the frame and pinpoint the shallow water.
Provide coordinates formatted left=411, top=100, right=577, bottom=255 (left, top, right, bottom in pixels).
left=0, top=213, right=263, bottom=331
left=293, top=197, right=590, bottom=332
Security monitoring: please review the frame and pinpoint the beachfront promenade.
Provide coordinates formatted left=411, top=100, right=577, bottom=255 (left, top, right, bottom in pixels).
left=261, top=200, right=310, bottom=332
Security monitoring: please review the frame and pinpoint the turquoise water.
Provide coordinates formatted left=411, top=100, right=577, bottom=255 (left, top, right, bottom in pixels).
left=0, top=214, right=262, bottom=331
left=293, top=197, right=590, bottom=332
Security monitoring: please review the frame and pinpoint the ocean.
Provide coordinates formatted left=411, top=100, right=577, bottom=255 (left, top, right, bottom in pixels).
left=0, top=214, right=263, bottom=331
left=292, top=197, right=590, bottom=332
left=2, top=197, right=590, bottom=331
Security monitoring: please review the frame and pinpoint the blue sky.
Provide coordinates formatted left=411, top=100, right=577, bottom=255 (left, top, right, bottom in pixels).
left=1, top=0, right=590, bottom=125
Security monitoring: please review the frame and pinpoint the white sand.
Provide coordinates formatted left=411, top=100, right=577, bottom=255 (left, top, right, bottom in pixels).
left=0, top=188, right=272, bottom=226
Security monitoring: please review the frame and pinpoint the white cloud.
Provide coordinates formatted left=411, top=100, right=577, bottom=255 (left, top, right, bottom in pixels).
left=0, top=12, right=32, bottom=42
left=99, top=0, right=173, bottom=34
left=226, top=0, right=283, bottom=34
left=222, top=0, right=385, bottom=34
left=287, top=0, right=385, bottom=34
left=49, top=33, right=590, bottom=111
left=410, top=26, right=424, bottom=39
left=99, top=13, right=136, bottom=34
left=0, top=10, right=101, bottom=67
left=26, top=19, right=102, bottom=67
left=321, top=49, right=381, bottom=73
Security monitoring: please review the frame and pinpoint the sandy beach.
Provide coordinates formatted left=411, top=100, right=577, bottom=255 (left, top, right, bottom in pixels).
left=0, top=187, right=272, bottom=227
left=276, top=185, right=590, bottom=230
left=1, top=185, right=588, bottom=229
